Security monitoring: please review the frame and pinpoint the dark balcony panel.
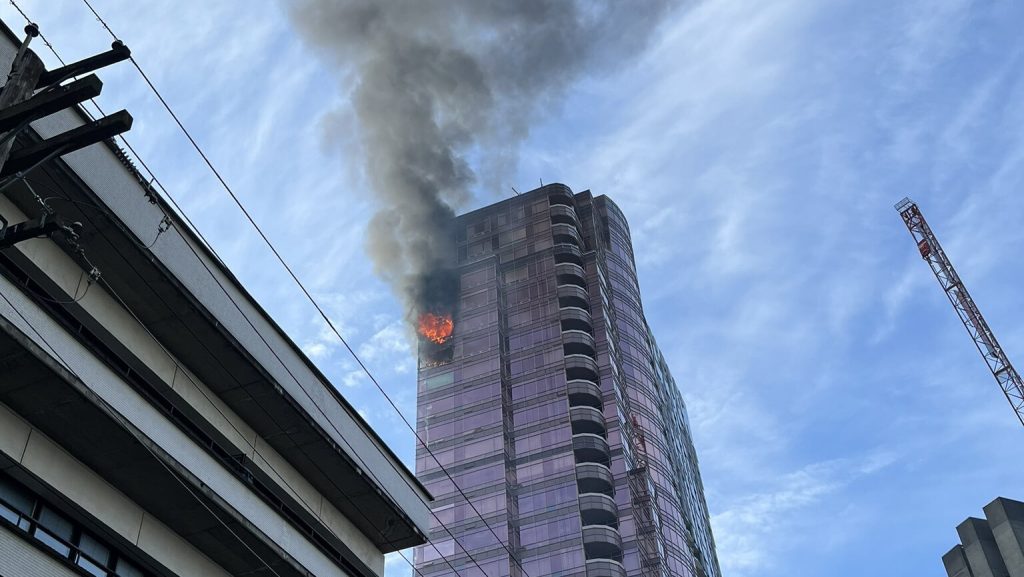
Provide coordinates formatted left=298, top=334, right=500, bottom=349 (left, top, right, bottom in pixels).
left=579, top=492, right=619, bottom=528
left=586, top=559, right=627, bottom=577
left=563, top=330, right=597, bottom=357
left=570, top=405, right=607, bottom=437
left=560, top=307, right=593, bottom=333
left=576, top=463, right=615, bottom=496
left=550, top=205, right=579, bottom=227
left=573, top=433, right=610, bottom=465
left=553, top=233, right=580, bottom=247
left=548, top=186, right=575, bottom=206
left=551, top=223, right=582, bottom=244
left=557, top=274, right=587, bottom=289
left=582, top=525, right=623, bottom=560
left=553, top=243, right=585, bottom=267
left=567, top=379, right=603, bottom=410
left=565, top=354, right=600, bottom=382
left=557, top=284, right=590, bottom=310
left=555, top=261, right=586, bottom=279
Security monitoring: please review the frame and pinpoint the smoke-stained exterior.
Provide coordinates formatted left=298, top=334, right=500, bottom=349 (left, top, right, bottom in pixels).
left=415, top=184, right=720, bottom=577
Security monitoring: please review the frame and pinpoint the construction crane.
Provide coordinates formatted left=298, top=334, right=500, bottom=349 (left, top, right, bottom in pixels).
left=895, top=198, right=1024, bottom=427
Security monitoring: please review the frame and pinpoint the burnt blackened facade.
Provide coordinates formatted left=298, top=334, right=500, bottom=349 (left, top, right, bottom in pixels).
left=415, top=184, right=720, bottom=577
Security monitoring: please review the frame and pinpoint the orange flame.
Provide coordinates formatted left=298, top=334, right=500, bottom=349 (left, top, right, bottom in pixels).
left=418, top=312, right=454, bottom=345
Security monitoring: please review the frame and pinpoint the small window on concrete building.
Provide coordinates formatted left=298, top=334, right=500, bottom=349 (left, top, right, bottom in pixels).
left=35, top=506, right=74, bottom=557
left=76, top=533, right=112, bottom=576
left=0, top=475, right=33, bottom=528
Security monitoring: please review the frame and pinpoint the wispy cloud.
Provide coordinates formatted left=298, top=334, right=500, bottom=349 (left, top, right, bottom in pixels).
left=713, top=451, right=896, bottom=577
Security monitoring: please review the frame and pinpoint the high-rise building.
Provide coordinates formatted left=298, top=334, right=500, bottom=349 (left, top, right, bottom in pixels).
left=944, top=497, right=1024, bottom=577
left=0, top=19, right=429, bottom=577
left=414, top=184, right=720, bottom=577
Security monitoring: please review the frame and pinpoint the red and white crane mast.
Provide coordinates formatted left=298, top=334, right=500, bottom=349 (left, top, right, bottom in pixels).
left=896, top=198, right=1024, bottom=427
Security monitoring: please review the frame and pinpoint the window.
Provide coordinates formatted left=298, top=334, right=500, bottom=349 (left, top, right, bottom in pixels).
left=35, top=506, right=73, bottom=556
left=0, top=472, right=151, bottom=577
left=423, top=371, right=455, bottom=390
left=0, top=475, right=33, bottom=529
left=76, top=533, right=111, bottom=576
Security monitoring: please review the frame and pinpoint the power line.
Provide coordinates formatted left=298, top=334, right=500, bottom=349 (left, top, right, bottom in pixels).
left=0, top=4, right=471, bottom=576
left=21, top=169, right=468, bottom=577
left=20, top=179, right=450, bottom=576
left=13, top=1, right=520, bottom=573
left=0, top=6, right=453, bottom=575
left=73, top=4, right=533, bottom=574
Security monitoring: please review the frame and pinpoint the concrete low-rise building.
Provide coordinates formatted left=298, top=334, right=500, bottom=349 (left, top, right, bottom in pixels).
left=944, top=497, right=1024, bottom=577
left=0, top=18, right=430, bottom=577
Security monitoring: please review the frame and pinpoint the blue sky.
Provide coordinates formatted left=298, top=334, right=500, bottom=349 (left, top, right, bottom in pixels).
left=8, top=1, right=1024, bottom=576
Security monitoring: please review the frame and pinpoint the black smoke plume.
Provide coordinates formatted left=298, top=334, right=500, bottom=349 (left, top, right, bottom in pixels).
left=287, top=0, right=673, bottom=322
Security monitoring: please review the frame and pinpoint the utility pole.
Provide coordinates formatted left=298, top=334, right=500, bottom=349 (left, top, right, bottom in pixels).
left=0, top=23, right=44, bottom=169
left=0, top=23, right=133, bottom=250
left=895, top=197, right=1024, bottom=427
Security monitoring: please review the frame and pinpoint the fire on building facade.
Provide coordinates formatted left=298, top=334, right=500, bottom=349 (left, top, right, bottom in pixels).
left=414, top=184, right=720, bottom=577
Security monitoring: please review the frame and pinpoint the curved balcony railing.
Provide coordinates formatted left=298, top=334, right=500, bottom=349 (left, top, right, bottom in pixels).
left=567, top=379, right=603, bottom=409
left=555, top=261, right=587, bottom=289
left=550, top=204, right=579, bottom=226
left=582, top=525, right=623, bottom=560
left=585, top=559, right=627, bottom=577
left=553, top=242, right=584, bottom=267
left=576, top=462, right=615, bottom=496
left=553, top=232, right=581, bottom=247
left=560, top=306, right=593, bottom=333
left=562, top=329, right=597, bottom=357
left=573, top=433, right=610, bottom=465
left=548, top=185, right=575, bottom=206
left=565, top=354, right=600, bottom=382
left=570, top=405, right=607, bottom=437
left=551, top=223, right=582, bottom=245
left=557, top=284, right=590, bottom=310
left=579, top=492, right=619, bottom=528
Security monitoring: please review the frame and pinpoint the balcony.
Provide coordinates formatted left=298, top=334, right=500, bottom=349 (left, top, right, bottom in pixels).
left=553, top=242, right=584, bottom=267
left=550, top=204, right=579, bottom=226
left=573, top=433, right=610, bottom=465
left=557, top=284, right=590, bottom=310
left=565, top=354, right=600, bottom=382
left=548, top=185, right=575, bottom=207
left=560, top=307, right=593, bottom=333
left=567, top=379, right=603, bottom=409
left=562, top=330, right=596, bottom=357
left=586, top=559, right=627, bottom=577
left=555, top=261, right=587, bottom=288
left=582, top=525, right=623, bottom=560
left=576, top=462, right=615, bottom=496
left=579, top=492, right=619, bottom=527
left=570, top=405, right=607, bottom=437
left=551, top=223, right=582, bottom=247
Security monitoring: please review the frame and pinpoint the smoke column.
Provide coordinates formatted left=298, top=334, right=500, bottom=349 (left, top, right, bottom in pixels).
left=287, top=0, right=673, bottom=322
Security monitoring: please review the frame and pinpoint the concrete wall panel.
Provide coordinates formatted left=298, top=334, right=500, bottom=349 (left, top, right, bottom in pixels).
left=0, top=403, right=31, bottom=463
left=136, top=513, right=231, bottom=577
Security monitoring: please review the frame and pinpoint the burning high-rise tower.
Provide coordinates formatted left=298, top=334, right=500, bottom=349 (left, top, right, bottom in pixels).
left=414, top=184, right=720, bottom=577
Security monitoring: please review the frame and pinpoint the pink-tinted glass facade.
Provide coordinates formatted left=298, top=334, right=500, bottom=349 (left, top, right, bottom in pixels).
left=415, top=184, right=720, bottom=577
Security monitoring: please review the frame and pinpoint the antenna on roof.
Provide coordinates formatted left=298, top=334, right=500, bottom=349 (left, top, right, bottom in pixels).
left=511, top=186, right=520, bottom=196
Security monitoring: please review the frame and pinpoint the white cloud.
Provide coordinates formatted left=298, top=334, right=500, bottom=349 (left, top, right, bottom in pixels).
left=713, top=452, right=896, bottom=577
